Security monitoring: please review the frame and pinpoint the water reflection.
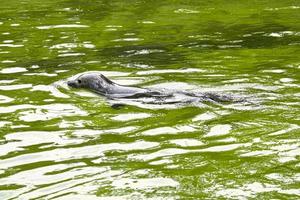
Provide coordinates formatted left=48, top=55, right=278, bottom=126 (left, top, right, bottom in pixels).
left=111, top=177, right=179, bottom=189
left=36, top=24, right=89, bottom=29
left=0, top=0, right=299, bottom=199
left=0, top=94, right=13, bottom=103
left=0, top=67, right=27, bottom=73
left=0, top=141, right=159, bottom=169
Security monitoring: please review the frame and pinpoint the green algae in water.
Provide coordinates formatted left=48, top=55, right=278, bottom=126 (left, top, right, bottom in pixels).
left=0, top=0, right=299, bottom=199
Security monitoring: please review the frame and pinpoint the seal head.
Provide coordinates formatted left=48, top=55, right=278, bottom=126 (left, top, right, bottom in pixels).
left=67, top=73, right=114, bottom=94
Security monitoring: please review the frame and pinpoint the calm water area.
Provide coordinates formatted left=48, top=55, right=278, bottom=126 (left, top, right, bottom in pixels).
left=0, top=0, right=299, bottom=199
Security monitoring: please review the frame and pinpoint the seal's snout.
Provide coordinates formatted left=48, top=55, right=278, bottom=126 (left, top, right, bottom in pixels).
left=67, top=80, right=77, bottom=88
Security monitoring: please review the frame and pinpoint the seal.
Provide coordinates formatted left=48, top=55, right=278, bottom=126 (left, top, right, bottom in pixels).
left=67, top=72, right=243, bottom=105
left=67, top=72, right=167, bottom=99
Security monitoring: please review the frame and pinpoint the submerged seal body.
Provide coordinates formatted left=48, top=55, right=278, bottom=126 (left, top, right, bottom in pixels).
left=67, top=72, right=242, bottom=105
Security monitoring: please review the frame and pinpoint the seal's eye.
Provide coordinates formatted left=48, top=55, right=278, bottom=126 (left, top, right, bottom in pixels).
left=78, top=80, right=82, bottom=84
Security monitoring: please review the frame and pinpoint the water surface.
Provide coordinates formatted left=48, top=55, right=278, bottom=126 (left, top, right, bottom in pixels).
left=0, top=0, right=299, bottom=199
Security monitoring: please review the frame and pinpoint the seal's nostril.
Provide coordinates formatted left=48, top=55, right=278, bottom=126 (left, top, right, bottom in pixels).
left=67, top=80, right=75, bottom=87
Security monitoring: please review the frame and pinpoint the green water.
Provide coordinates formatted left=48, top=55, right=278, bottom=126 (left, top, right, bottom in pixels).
left=0, top=0, right=299, bottom=199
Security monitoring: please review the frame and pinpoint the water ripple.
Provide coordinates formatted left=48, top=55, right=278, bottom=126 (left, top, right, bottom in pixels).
left=0, top=1, right=299, bottom=199
left=36, top=24, right=89, bottom=29
left=0, top=141, right=159, bottom=169
left=0, top=94, right=14, bottom=103
left=0, top=84, right=32, bottom=91
left=0, top=67, right=27, bottom=74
